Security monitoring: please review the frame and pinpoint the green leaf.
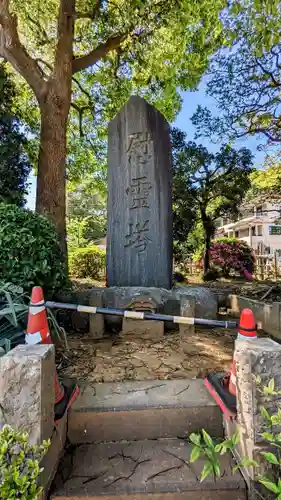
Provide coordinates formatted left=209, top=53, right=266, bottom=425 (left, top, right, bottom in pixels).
left=190, top=446, right=201, bottom=463
left=260, top=406, right=271, bottom=423
left=261, top=432, right=275, bottom=442
left=261, top=452, right=279, bottom=465
left=189, top=433, right=201, bottom=447
left=269, top=379, right=275, bottom=392
left=215, top=443, right=223, bottom=453
left=259, top=479, right=279, bottom=494
left=200, top=463, right=213, bottom=482
left=202, top=429, right=214, bottom=448
left=230, top=431, right=240, bottom=446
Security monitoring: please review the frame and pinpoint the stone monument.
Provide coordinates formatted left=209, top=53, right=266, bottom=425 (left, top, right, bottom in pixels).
left=107, top=96, right=173, bottom=289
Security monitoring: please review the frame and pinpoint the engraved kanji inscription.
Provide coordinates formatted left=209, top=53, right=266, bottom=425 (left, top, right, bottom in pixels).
left=126, top=132, right=153, bottom=166
left=126, top=176, right=152, bottom=209
left=124, top=220, right=152, bottom=252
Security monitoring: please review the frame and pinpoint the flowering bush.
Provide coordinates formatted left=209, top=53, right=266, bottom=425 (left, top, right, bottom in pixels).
left=209, top=238, right=255, bottom=278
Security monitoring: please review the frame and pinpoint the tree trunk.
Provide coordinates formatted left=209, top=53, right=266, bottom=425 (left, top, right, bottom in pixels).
left=36, top=88, right=70, bottom=257
left=203, top=228, right=211, bottom=275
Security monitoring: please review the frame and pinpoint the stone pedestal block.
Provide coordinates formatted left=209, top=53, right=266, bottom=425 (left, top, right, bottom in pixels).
left=122, top=318, right=164, bottom=339
left=179, top=295, right=195, bottom=337
left=89, top=288, right=104, bottom=339
left=0, top=344, right=55, bottom=445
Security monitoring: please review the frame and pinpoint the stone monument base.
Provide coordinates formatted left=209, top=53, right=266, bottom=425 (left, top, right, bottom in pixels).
left=87, top=286, right=218, bottom=338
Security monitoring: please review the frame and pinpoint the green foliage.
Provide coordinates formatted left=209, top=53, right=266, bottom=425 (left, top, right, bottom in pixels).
left=69, top=246, right=106, bottom=279
left=67, top=215, right=106, bottom=249
left=250, top=155, right=281, bottom=197
left=67, top=177, right=107, bottom=249
left=0, top=203, right=67, bottom=294
left=0, top=63, right=31, bottom=206
left=191, top=1, right=281, bottom=147
left=171, top=127, right=253, bottom=274
left=0, top=424, right=49, bottom=500
left=7, top=0, right=227, bottom=183
left=190, top=377, right=281, bottom=498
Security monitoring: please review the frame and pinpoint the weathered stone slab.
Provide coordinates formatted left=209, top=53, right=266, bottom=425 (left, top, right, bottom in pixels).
left=40, top=414, right=67, bottom=499
left=107, top=96, right=173, bottom=289
left=0, top=344, right=55, bottom=445
left=68, top=380, right=223, bottom=443
left=235, top=337, right=281, bottom=444
left=122, top=318, right=164, bottom=338
left=174, top=286, right=218, bottom=319
left=224, top=337, right=281, bottom=499
left=51, top=439, right=246, bottom=500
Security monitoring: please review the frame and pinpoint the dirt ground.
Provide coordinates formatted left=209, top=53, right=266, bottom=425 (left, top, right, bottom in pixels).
left=57, top=326, right=235, bottom=385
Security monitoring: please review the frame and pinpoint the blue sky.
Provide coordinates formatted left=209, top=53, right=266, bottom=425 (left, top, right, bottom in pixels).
left=26, top=82, right=266, bottom=210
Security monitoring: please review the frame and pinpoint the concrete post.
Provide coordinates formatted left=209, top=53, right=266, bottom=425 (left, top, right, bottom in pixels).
left=179, top=295, right=195, bottom=336
left=0, top=344, right=55, bottom=445
left=89, top=289, right=104, bottom=339
left=224, top=338, right=281, bottom=499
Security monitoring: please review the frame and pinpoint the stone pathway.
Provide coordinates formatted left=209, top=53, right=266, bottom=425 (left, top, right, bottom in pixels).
left=57, top=327, right=235, bottom=385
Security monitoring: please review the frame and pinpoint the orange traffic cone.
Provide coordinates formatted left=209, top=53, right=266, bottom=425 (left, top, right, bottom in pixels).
left=237, top=308, right=257, bottom=340
left=204, top=308, right=257, bottom=418
left=25, top=286, right=51, bottom=345
left=26, top=286, right=79, bottom=422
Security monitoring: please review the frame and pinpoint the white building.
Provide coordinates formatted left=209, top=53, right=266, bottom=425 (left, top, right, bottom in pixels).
left=215, top=198, right=281, bottom=257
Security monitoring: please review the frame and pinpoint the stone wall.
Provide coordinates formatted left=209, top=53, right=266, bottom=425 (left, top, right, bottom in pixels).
left=229, top=294, right=281, bottom=339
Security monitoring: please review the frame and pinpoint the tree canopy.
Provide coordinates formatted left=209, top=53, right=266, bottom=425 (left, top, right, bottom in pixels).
left=1, top=0, right=226, bottom=177
left=0, top=63, right=31, bottom=206
left=171, top=127, right=254, bottom=276
left=191, top=2, right=281, bottom=146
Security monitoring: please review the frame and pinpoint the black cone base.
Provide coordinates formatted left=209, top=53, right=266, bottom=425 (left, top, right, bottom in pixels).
left=54, top=382, right=79, bottom=423
left=205, top=372, right=236, bottom=414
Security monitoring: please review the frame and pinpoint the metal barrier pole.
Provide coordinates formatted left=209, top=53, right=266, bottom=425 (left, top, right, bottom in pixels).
left=45, top=301, right=237, bottom=329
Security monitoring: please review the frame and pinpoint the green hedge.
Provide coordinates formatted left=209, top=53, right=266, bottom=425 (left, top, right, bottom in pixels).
left=0, top=203, right=67, bottom=294
left=69, top=246, right=106, bottom=279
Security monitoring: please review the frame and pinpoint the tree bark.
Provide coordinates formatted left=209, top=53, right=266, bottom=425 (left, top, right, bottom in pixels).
left=203, top=227, right=211, bottom=276
left=36, top=85, right=71, bottom=256
left=36, top=0, right=74, bottom=257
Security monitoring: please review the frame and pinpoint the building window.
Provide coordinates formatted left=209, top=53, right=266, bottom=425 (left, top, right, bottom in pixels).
left=239, top=228, right=249, bottom=237
left=235, top=230, right=239, bottom=238
left=256, top=205, right=263, bottom=215
left=269, top=225, right=281, bottom=235
left=251, top=226, right=256, bottom=236
left=257, top=225, right=262, bottom=236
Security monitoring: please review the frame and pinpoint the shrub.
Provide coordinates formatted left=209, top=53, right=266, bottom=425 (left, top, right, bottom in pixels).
left=209, top=238, right=255, bottom=278
left=0, top=425, right=49, bottom=500
left=69, top=246, right=106, bottom=279
left=0, top=204, right=67, bottom=295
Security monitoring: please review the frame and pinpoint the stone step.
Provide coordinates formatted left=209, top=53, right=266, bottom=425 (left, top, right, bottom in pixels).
left=51, top=438, right=246, bottom=500
left=68, top=379, right=223, bottom=444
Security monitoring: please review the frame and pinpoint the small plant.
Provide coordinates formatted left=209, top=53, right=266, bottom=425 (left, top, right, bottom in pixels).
left=190, top=378, right=281, bottom=499
left=0, top=425, right=50, bottom=500
left=69, top=245, right=106, bottom=279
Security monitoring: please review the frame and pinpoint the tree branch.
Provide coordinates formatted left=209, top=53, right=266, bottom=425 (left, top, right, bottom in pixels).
left=0, top=0, right=45, bottom=98
left=53, top=0, right=75, bottom=78
left=72, top=33, right=126, bottom=74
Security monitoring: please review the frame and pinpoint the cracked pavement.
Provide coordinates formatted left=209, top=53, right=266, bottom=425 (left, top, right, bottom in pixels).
left=55, top=439, right=244, bottom=497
